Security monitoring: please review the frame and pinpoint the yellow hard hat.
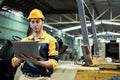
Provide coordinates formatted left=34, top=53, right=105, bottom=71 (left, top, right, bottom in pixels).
left=28, top=9, right=45, bottom=20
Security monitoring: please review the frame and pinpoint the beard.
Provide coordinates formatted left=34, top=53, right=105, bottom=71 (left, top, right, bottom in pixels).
left=33, top=27, right=42, bottom=33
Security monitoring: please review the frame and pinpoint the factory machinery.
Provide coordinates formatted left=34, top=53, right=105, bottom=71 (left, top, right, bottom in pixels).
left=0, top=1, right=120, bottom=80
left=51, top=1, right=120, bottom=80
left=50, top=40, right=120, bottom=80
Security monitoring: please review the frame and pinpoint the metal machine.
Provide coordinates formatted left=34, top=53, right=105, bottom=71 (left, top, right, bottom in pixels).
left=0, top=0, right=120, bottom=80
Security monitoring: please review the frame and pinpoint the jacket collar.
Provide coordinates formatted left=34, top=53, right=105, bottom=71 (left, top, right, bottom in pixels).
left=27, top=30, right=47, bottom=40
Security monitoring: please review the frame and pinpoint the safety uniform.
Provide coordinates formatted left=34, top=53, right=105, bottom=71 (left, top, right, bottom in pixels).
left=12, top=8, right=59, bottom=80
left=19, top=31, right=59, bottom=77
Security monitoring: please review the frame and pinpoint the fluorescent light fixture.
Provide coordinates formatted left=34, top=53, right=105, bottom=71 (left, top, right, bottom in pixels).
left=107, top=31, right=120, bottom=35
left=75, top=31, right=120, bottom=40
left=62, top=21, right=101, bottom=32
left=62, top=25, right=81, bottom=32
left=96, top=32, right=106, bottom=36
left=62, top=20, right=120, bottom=32
left=102, top=21, right=120, bottom=26
left=96, top=32, right=120, bottom=36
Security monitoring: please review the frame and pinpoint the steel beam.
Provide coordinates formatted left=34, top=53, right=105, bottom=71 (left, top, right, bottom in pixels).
left=90, top=17, right=99, bottom=55
left=76, top=0, right=90, bottom=47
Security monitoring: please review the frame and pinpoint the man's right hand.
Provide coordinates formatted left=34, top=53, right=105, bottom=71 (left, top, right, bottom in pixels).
left=11, top=57, right=23, bottom=67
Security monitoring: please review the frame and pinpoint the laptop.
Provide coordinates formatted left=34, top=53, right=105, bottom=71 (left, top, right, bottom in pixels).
left=12, top=41, right=40, bottom=57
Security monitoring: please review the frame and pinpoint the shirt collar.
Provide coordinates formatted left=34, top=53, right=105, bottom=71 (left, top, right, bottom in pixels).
left=27, top=30, right=47, bottom=40
left=40, top=31, right=47, bottom=39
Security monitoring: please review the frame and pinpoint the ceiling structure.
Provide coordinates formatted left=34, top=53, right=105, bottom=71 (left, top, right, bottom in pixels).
left=1, top=0, right=120, bottom=38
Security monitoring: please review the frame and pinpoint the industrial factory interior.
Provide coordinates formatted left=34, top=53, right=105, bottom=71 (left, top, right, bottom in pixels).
left=0, top=0, right=120, bottom=80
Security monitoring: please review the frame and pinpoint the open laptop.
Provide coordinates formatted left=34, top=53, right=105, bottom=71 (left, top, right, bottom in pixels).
left=12, top=41, right=40, bottom=57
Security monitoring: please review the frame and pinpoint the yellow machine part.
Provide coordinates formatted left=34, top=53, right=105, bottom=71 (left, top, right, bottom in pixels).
left=74, top=66, right=120, bottom=80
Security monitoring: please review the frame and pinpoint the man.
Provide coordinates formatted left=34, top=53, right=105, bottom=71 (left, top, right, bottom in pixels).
left=11, top=8, right=59, bottom=80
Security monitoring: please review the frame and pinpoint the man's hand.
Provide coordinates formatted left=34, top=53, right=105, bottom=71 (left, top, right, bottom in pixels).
left=18, top=54, right=53, bottom=69
left=18, top=54, right=38, bottom=64
left=12, top=57, right=23, bottom=67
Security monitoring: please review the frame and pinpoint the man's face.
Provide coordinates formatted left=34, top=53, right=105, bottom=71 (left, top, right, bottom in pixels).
left=30, top=18, right=44, bottom=33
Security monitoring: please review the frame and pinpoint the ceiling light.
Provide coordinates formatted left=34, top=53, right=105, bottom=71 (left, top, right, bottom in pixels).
left=102, top=21, right=120, bottom=26
left=107, top=31, right=120, bottom=35
left=62, top=21, right=101, bottom=32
